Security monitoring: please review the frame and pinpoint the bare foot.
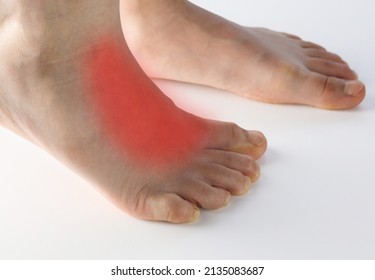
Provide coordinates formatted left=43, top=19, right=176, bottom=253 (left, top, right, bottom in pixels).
left=120, top=0, right=365, bottom=110
left=0, top=0, right=266, bottom=223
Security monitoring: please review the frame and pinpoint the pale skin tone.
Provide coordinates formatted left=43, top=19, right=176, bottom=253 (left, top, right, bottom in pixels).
left=0, top=0, right=266, bottom=223
left=120, top=0, right=365, bottom=109
left=0, top=0, right=365, bottom=223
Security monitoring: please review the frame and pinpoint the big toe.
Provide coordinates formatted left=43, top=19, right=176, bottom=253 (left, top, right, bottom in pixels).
left=209, top=122, right=267, bottom=160
left=314, top=75, right=365, bottom=110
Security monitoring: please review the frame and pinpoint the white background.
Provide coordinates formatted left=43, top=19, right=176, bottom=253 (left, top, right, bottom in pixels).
left=0, top=0, right=374, bottom=259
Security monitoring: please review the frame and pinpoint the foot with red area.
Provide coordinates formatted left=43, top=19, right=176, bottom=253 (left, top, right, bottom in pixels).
left=120, top=0, right=365, bottom=110
left=0, top=0, right=266, bottom=223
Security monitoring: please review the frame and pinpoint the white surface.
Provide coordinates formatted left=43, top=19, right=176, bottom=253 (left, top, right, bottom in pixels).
left=0, top=0, right=374, bottom=259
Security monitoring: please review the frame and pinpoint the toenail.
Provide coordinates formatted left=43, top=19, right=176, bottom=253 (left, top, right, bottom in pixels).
left=190, top=206, right=200, bottom=222
left=250, top=167, right=261, bottom=183
left=249, top=131, right=266, bottom=146
left=244, top=176, right=252, bottom=192
left=224, top=192, right=231, bottom=206
left=345, top=81, right=364, bottom=97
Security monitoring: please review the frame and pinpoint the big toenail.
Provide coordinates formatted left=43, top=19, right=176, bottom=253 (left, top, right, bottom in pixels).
left=345, top=81, right=364, bottom=97
left=250, top=131, right=266, bottom=146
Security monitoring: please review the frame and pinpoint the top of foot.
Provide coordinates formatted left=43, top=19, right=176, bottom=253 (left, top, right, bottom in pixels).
left=121, top=0, right=365, bottom=110
left=0, top=0, right=267, bottom=223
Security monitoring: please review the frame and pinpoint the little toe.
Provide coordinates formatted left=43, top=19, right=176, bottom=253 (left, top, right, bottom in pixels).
left=145, top=193, right=200, bottom=223
left=306, top=58, right=357, bottom=80
left=179, top=181, right=231, bottom=210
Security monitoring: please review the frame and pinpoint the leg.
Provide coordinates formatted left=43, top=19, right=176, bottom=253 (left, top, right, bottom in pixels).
left=0, top=0, right=266, bottom=223
left=120, top=0, right=365, bottom=110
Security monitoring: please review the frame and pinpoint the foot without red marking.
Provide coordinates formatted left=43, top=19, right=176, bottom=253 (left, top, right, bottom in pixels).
left=121, top=1, right=365, bottom=110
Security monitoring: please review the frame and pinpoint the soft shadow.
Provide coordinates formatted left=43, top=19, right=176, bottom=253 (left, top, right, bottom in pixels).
left=257, top=147, right=277, bottom=166
left=355, top=91, right=375, bottom=112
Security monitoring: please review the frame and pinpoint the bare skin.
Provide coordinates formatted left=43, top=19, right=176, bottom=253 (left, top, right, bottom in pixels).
left=120, top=0, right=366, bottom=110
left=0, top=0, right=266, bottom=223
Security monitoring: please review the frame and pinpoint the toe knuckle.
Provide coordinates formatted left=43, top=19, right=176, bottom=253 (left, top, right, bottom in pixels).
left=250, top=161, right=261, bottom=181
left=218, top=190, right=231, bottom=207
left=248, top=160, right=259, bottom=173
left=231, top=171, right=249, bottom=194
left=227, top=122, right=245, bottom=143
left=217, top=188, right=229, bottom=200
left=208, top=189, right=230, bottom=209
left=241, top=154, right=255, bottom=168
left=156, top=196, right=178, bottom=222
left=209, top=162, right=224, bottom=175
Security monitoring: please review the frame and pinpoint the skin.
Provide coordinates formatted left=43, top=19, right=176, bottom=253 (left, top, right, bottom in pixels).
left=120, top=0, right=366, bottom=110
left=0, top=0, right=267, bottom=223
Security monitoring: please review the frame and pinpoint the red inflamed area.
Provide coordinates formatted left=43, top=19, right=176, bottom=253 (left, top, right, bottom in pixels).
left=84, top=37, right=208, bottom=166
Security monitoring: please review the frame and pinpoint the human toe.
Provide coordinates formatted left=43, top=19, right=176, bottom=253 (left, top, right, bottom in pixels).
left=142, top=193, right=200, bottom=223
left=204, top=150, right=258, bottom=177
left=305, top=48, right=348, bottom=65
left=314, top=75, right=365, bottom=109
left=231, top=130, right=267, bottom=160
left=209, top=122, right=267, bottom=159
left=175, top=180, right=231, bottom=210
left=204, top=163, right=254, bottom=196
left=306, top=58, right=357, bottom=80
